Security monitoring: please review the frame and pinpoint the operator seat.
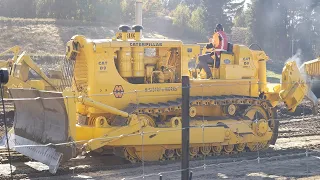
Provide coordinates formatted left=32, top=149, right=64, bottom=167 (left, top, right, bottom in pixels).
left=208, top=42, right=234, bottom=67
left=221, top=42, right=234, bottom=55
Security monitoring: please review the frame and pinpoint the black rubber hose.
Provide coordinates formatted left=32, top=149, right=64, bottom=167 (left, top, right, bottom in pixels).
left=249, top=43, right=262, bottom=51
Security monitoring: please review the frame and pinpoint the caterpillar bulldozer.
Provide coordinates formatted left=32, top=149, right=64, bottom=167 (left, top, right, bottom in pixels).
left=6, top=25, right=320, bottom=174
left=0, top=46, right=61, bottom=98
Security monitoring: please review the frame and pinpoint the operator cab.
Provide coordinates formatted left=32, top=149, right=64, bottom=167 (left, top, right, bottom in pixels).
left=195, top=42, right=235, bottom=79
left=193, top=42, right=258, bottom=80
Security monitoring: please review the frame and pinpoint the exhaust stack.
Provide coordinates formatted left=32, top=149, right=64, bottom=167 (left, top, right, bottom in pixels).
left=135, top=0, right=142, bottom=26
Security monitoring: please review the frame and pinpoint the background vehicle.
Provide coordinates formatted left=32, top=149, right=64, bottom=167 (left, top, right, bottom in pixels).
left=0, top=46, right=61, bottom=98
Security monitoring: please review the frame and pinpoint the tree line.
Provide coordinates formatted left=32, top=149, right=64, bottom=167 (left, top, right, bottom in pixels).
left=0, top=0, right=244, bottom=29
left=237, top=0, right=320, bottom=61
left=169, top=0, right=320, bottom=61
left=0, top=0, right=167, bottom=23
left=0, top=0, right=319, bottom=61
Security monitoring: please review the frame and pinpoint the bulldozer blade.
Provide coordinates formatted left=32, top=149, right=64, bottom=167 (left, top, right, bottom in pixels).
left=8, top=89, right=74, bottom=174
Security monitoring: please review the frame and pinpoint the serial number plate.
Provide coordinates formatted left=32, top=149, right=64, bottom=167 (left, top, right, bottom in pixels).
left=116, top=32, right=136, bottom=39
left=145, top=87, right=178, bottom=92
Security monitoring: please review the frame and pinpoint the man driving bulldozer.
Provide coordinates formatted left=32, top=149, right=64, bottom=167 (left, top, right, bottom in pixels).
left=197, top=24, right=228, bottom=79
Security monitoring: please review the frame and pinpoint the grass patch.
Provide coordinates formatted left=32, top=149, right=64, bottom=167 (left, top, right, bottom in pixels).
left=267, top=70, right=281, bottom=79
left=267, top=70, right=281, bottom=83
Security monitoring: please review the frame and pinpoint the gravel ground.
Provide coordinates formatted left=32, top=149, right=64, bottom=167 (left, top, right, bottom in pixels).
left=5, top=135, right=318, bottom=180
left=0, top=116, right=319, bottom=180
left=37, top=155, right=320, bottom=180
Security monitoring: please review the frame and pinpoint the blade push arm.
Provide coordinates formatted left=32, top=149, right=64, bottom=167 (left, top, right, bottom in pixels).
left=13, top=51, right=57, bottom=90
left=0, top=46, right=20, bottom=60
left=79, top=96, right=130, bottom=118
left=0, top=46, right=21, bottom=69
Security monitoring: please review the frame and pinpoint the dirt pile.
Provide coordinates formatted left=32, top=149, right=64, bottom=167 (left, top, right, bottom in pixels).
left=277, top=100, right=318, bottom=119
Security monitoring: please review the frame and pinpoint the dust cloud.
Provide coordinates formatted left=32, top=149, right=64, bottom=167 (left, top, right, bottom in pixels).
left=286, top=49, right=302, bottom=67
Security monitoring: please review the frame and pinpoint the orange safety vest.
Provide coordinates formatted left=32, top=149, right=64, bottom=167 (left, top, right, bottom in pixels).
left=213, top=30, right=228, bottom=55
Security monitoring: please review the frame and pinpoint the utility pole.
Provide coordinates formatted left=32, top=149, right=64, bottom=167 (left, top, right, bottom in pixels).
left=181, top=76, right=190, bottom=180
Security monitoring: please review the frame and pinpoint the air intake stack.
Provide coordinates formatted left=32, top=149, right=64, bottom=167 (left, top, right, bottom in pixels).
left=131, top=25, right=145, bottom=77
left=118, top=25, right=131, bottom=41
left=132, top=25, right=143, bottom=41
left=117, top=25, right=132, bottom=77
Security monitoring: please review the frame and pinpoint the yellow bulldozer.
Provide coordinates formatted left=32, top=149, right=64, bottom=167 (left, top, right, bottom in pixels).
left=5, top=25, right=320, bottom=174
left=0, top=46, right=61, bottom=98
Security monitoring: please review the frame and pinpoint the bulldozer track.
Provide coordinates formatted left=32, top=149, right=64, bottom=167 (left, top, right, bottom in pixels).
left=132, top=95, right=274, bottom=117
left=0, top=132, right=318, bottom=166
left=107, top=95, right=279, bottom=163
left=0, top=130, right=318, bottom=164
left=90, top=95, right=320, bottom=165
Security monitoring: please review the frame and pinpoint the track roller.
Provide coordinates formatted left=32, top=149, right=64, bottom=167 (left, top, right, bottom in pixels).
left=223, top=145, right=234, bottom=154
left=225, top=104, right=237, bottom=116
left=124, top=148, right=138, bottom=163
left=189, top=147, right=199, bottom=157
left=189, top=107, right=197, bottom=117
left=164, top=149, right=175, bottom=159
left=175, top=149, right=182, bottom=157
left=200, top=145, right=211, bottom=156
left=235, top=143, right=246, bottom=152
left=212, top=145, right=222, bottom=154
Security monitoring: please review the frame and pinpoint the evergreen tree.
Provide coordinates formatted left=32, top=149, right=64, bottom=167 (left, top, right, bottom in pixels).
left=201, top=0, right=245, bottom=33
left=249, top=0, right=320, bottom=61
